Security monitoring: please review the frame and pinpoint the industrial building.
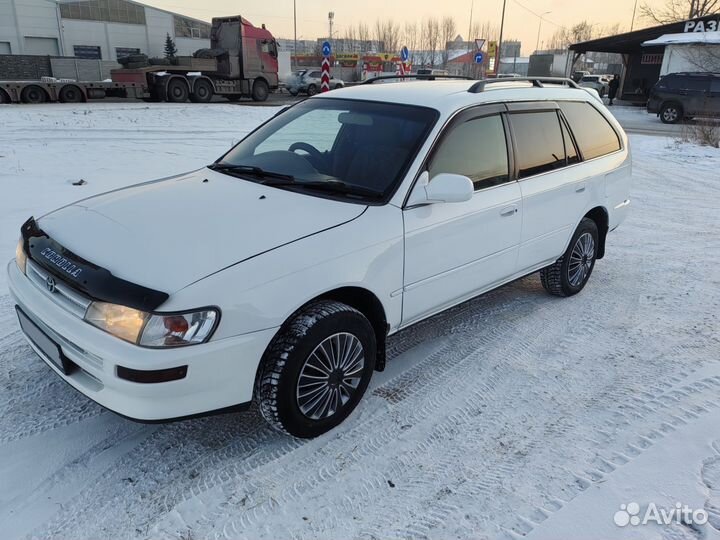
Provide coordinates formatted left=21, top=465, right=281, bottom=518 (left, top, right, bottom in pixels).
left=0, top=0, right=211, bottom=61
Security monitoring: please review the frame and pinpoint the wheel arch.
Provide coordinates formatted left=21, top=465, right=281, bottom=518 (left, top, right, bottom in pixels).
left=583, top=206, right=609, bottom=259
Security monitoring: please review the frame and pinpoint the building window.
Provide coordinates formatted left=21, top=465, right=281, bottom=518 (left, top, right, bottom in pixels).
left=174, top=15, right=210, bottom=39
left=641, top=53, right=663, bottom=65
left=74, top=45, right=102, bottom=59
left=115, top=47, right=141, bottom=60
left=60, top=0, right=146, bottom=25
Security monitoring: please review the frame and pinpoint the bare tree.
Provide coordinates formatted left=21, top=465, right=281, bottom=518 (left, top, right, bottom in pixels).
left=403, top=21, right=419, bottom=65
left=423, top=17, right=440, bottom=67
left=640, top=0, right=719, bottom=24
left=357, top=22, right=370, bottom=53
left=440, top=16, right=457, bottom=67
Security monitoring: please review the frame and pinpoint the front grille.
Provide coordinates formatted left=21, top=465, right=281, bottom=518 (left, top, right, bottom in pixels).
left=26, top=259, right=92, bottom=318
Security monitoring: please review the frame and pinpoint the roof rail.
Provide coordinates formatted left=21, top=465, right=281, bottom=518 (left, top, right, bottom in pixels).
left=363, top=74, right=474, bottom=84
left=468, top=77, right=580, bottom=93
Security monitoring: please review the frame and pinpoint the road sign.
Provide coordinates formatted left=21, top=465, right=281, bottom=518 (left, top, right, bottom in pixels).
left=400, top=46, right=409, bottom=62
left=322, top=41, right=331, bottom=57
left=474, top=52, right=484, bottom=64
left=487, top=41, right=497, bottom=57
left=474, top=39, right=485, bottom=51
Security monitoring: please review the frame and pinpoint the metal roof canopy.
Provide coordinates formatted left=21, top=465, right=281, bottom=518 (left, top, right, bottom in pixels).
left=569, top=15, right=720, bottom=54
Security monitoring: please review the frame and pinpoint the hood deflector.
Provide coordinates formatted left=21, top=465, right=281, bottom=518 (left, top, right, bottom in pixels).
left=21, top=217, right=169, bottom=312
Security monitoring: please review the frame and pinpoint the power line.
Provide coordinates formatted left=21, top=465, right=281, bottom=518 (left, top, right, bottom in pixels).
left=509, top=0, right=567, bottom=29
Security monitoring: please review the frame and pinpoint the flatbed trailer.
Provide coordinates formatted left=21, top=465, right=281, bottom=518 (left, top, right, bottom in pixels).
left=0, top=15, right=279, bottom=105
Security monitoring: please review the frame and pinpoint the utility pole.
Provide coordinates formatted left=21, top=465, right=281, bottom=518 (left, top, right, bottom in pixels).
left=466, top=0, right=474, bottom=76
left=497, top=0, right=507, bottom=76
left=630, top=0, right=638, bottom=31
left=328, top=11, right=334, bottom=41
left=293, top=0, right=297, bottom=67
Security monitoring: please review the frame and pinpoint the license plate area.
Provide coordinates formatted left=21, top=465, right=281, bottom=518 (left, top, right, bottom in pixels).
left=16, top=306, right=73, bottom=375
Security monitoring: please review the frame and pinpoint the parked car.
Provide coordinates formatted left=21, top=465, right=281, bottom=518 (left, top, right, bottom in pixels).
left=646, top=72, right=720, bottom=124
left=571, top=70, right=590, bottom=83
left=579, top=75, right=610, bottom=97
left=416, top=68, right=450, bottom=79
left=288, top=69, right=345, bottom=96
left=9, top=77, right=631, bottom=438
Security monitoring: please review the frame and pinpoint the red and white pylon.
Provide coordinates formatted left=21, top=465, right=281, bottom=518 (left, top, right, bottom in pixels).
left=321, top=57, right=331, bottom=93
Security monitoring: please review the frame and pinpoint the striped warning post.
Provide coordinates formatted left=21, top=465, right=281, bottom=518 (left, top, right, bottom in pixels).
left=321, top=57, right=331, bottom=93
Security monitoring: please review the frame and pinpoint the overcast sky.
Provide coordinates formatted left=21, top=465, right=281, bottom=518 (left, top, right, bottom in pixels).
left=147, top=0, right=667, bottom=54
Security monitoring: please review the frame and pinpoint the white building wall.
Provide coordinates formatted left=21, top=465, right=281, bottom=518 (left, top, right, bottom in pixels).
left=0, top=0, right=61, bottom=54
left=0, top=0, right=209, bottom=60
left=660, top=43, right=720, bottom=75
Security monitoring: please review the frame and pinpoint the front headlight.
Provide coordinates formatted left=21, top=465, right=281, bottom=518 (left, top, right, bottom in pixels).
left=84, top=302, right=219, bottom=348
left=16, top=237, right=27, bottom=275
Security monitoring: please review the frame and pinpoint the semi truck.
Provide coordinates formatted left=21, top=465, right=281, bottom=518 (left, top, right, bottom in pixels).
left=0, top=16, right=279, bottom=105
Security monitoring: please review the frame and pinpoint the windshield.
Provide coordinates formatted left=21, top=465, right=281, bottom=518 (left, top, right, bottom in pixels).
left=216, top=98, right=439, bottom=202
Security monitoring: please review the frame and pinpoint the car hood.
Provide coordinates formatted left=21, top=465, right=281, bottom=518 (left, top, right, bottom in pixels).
left=38, top=168, right=366, bottom=294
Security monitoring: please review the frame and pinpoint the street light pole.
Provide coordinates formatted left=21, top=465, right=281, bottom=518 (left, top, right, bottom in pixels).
left=293, top=0, right=297, bottom=67
left=536, top=11, right=551, bottom=53
left=630, top=0, right=638, bottom=31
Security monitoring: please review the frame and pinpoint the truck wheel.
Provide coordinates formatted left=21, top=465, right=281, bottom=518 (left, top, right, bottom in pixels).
left=540, top=218, right=599, bottom=297
left=306, top=84, right=318, bottom=96
left=21, top=85, right=47, bottom=104
left=166, top=78, right=189, bottom=103
left=256, top=300, right=376, bottom=438
left=190, top=79, right=213, bottom=103
left=660, top=102, right=682, bottom=124
left=251, top=79, right=269, bottom=102
left=59, top=85, right=83, bottom=103
left=0, top=89, right=10, bottom=104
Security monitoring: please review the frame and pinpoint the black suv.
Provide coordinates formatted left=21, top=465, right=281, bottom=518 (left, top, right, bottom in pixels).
left=647, top=72, right=720, bottom=124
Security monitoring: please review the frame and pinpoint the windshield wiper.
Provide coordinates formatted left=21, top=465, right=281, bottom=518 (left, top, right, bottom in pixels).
left=208, top=163, right=295, bottom=182
left=262, top=179, right=384, bottom=199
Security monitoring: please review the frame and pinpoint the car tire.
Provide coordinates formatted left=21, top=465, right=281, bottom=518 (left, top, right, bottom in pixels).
left=256, top=300, right=376, bottom=438
left=288, top=87, right=299, bottom=96
left=251, top=79, right=269, bottom=102
left=166, top=78, right=189, bottom=103
left=660, top=102, right=683, bottom=124
left=306, top=84, right=318, bottom=96
left=59, top=85, right=83, bottom=103
left=21, top=85, right=47, bottom=104
left=189, top=79, right=213, bottom=103
left=540, top=218, right=599, bottom=297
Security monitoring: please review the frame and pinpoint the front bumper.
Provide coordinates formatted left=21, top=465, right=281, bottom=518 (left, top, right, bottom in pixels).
left=7, top=260, right=278, bottom=421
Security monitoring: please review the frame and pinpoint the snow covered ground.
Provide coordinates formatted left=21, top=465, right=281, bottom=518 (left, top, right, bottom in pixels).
left=0, top=103, right=719, bottom=540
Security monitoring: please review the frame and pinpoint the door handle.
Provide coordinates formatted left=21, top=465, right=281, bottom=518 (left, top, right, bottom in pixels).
left=500, top=205, right=518, bottom=217
left=575, top=183, right=586, bottom=193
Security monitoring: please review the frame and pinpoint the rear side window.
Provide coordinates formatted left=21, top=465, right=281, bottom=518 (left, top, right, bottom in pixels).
left=678, top=77, right=710, bottom=92
left=559, top=101, right=621, bottom=160
left=429, top=114, right=509, bottom=190
left=509, top=111, right=566, bottom=179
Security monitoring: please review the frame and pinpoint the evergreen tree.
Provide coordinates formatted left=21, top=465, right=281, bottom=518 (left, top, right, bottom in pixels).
left=164, top=33, right=178, bottom=60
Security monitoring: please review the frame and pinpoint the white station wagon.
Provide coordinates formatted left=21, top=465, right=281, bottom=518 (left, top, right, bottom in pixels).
left=9, top=77, right=631, bottom=438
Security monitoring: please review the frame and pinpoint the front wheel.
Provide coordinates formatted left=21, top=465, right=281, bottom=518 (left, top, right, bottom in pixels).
left=540, top=218, right=599, bottom=297
left=256, top=301, right=376, bottom=438
left=251, top=79, right=269, bottom=101
left=660, top=102, right=682, bottom=124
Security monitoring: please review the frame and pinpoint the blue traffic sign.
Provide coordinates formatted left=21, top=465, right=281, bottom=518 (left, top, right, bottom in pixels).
left=400, top=46, right=409, bottom=62
left=322, top=41, right=331, bottom=57
left=474, top=51, right=484, bottom=64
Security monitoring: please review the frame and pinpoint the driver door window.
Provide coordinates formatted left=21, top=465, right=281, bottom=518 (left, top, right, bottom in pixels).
left=254, top=109, right=343, bottom=155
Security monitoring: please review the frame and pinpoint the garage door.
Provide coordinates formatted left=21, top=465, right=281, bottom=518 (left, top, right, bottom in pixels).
left=24, top=37, right=59, bottom=55
left=0, top=42, right=11, bottom=54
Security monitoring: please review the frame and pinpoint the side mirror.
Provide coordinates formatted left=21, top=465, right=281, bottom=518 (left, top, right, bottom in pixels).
left=407, top=171, right=474, bottom=206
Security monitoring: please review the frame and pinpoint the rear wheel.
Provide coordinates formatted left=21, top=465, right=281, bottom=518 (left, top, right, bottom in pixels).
left=59, top=85, right=83, bottom=103
left=306, top=84, right=318, bottom=96
left=166, top=78, right=189, bottom=103
left=288, top=87, right=299, bottom=96
left=21, top=85, right=47, bottom=104
left=660, top=102, right=682, bottom=124
left=251, top=79, right=269, bottom=101
left=0, top=89, right=10, bottom=104
left=256, top=300, right=376, bottom=438
left=190, top=79, right=213, bottom=103
left=540, top=218, right=599, bottom=297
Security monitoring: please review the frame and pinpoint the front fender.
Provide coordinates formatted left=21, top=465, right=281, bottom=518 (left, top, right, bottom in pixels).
left=161, top=205, right=405, bottom=340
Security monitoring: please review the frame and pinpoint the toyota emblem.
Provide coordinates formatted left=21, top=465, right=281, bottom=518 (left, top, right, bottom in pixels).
left=45, top=276, right=56, bottom=293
